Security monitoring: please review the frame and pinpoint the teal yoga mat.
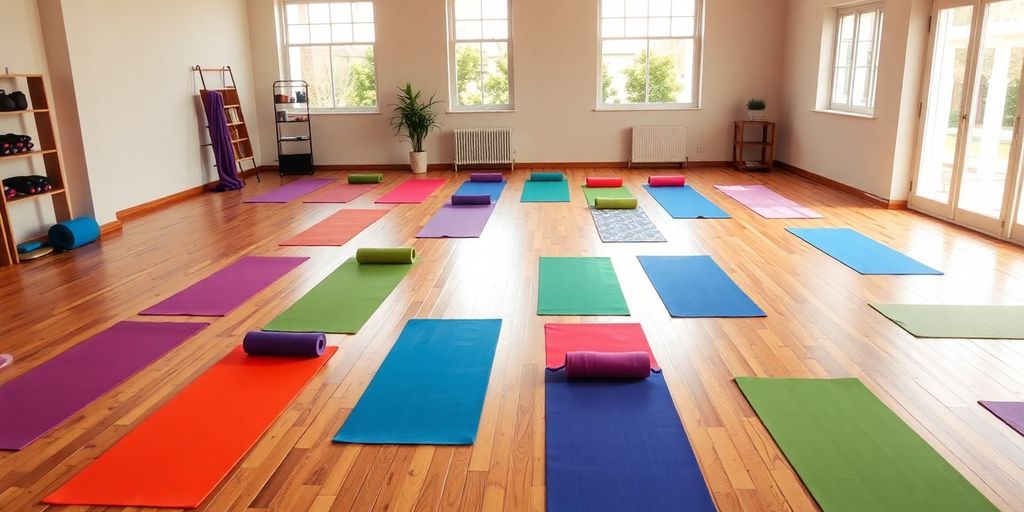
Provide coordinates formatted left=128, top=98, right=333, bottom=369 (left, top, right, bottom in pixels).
left=334, top=319, right=502, bottom=444
left=522, top=174, right=570, bottom=202
left=538, top=257, right=629, bottom=315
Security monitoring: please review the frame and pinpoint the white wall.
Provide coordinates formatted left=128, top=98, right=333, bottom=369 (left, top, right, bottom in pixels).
left=248, top=0, right=786, bottom=166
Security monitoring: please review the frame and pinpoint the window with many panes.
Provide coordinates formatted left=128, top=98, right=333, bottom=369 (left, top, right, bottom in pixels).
left=448, top=0, right=513, bottom=110
left=599, top=0, right=702, bottom=108
left=282, top=1, right=378, bottom=111
left=829, top=4, right=883, bottom=115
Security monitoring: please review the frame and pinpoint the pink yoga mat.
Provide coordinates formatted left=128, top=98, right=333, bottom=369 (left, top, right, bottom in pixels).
left=303, top=182, right=378, bottom=203
left=417, top=204, right=496, bottom=238
left=714, top=184, right=822, bottom=219
left=979, top=401, right=1024, bottom=436
left=375, top=179, right=447, bottom=204
left=0, top=321, right=207, bottom=450
left=544, top=323, right=660, bottom=370
left=244, top=178, right=334, bottom=203
left=141, top=256, right=308, bottom=316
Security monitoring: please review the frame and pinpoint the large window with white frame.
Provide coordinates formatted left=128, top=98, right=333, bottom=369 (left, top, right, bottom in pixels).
left=447, top=0, right=513, bottom=110
left=828, top=3, right=884, bottom=115
left=282, top=1, right=378, bottom=111
left=599, top=0, right=703, bottom=108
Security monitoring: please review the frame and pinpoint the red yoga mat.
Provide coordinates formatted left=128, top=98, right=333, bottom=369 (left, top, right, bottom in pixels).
left=544, top=323, right=660, bottom=370
left=648, top=176, right=686, bottom=187
left=303, top=182, right=378, bottom=203
left=585, top=177, right=623, bottom=188
left=44, top=345, right=337, bottom=508
left=375, top=179, right=447, bottom=204
left=279, top=208, right=389, bottom=246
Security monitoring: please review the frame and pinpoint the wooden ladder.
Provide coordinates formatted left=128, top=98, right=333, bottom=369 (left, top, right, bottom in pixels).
left=194, top=66, right=259, bottom=182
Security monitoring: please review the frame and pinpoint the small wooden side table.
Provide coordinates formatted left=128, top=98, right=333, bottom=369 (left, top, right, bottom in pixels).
left=733, top=121, right=775, bottom=171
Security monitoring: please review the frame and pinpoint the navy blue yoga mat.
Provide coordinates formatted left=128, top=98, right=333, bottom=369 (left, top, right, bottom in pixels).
left=787, top=228, right=942, bottom=275
left=546, top=371, right=715, bottom=512
left=643, top=185, right=730, bottom=219
left=333, top=319, right=502, bottom=444
left=638, top=255, right=765, bottom=317
left=454, top=180, right=506, bottom=202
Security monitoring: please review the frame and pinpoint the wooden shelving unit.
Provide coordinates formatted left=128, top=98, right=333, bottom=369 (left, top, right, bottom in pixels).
left=733, top=121, right=776, bottom=171
left=0, top=73, right=73, bottom=266
left=195, top=66, right=259, bottom=182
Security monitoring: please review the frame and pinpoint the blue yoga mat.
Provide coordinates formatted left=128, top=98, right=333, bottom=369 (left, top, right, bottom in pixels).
left=642, top=185, right=730, bottom=219
left=638, top=255, right=766, bottom=317
left=546, top=371, right=716, bottom=512
left=787, top=228, right=942, bottom=275
left=454, top=180, right=506, bottom=202
left=333, top=319, right=502, bottom=444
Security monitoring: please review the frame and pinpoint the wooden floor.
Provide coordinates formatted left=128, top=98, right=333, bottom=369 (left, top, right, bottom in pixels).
left=2, top=167, right=1024, bottom=512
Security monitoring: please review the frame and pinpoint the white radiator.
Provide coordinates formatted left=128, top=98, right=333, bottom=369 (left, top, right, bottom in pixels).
left=454, top=128, right=514, bottom=171
left=630, top=125, right=687, bottom=165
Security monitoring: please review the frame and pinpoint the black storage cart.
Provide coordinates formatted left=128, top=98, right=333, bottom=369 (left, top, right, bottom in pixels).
left=273, top=80, right=314, bottom=175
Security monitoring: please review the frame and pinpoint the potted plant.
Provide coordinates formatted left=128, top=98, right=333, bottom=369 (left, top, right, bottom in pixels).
left=389, top=83, right=442, bottom=174
left=746, top=98, right=767, bottom=121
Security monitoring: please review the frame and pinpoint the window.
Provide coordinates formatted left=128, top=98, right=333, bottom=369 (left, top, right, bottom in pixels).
left=448, top=0, right=512, bottom=110
left=599, top=0, right=702, bottom=108
left=282, top=1, right=378, bottom=111
left=828, top=4, right=883, bottom=115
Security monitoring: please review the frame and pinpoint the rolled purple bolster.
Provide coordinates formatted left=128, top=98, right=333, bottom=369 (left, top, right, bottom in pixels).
left=243, top=331, right=326, bottom=357
left=451, top=194, right=491, bottom=205
left=564, top=351, right=651, bottom=379
left=470, top=172, right=503, bottom=182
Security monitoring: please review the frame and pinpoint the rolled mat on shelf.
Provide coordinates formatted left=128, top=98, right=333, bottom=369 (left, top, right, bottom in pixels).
left=242, top=331, right=326, bottom=357
left=530, top=172, right=564, bottom=182
left=586, top=177, right=623, bottom=188
left=355, top=247, right=416, bottom=264
left=469, top=172, right=503, bottom=182
left=594, top=197, right=638, bottom=209
left=348, top=174, right=383, bottom=184
left=451, top=194, right=491, bottom=205
left=564, top=351, right=652, bottom=379
left=648, top=176, right=687, bottom=187
left=48, top=217, right=100, bottom=251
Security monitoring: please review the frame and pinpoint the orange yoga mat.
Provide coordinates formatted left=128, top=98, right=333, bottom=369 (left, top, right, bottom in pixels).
left=44, top=345, right=337, bottom=508
left=279, top=208, right=389, bottom=246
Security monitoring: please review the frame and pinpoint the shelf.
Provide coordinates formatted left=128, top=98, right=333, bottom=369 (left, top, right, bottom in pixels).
left=0, top=149, right=57, bottom=161
left=227, top=121, right=243, bottom=126
left=5, top=187, right=65, bottom=204
left=231, top=137, right=249, bottom=143
left=279, top=136, right=310, bottom=142
left=0, top=109, right=48, bottom=116
left=223, top=104, right=241, bottom=108
left=276, top=120, right=309, bottom=124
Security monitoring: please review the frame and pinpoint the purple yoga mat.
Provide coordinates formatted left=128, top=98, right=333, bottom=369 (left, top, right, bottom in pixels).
left=451, top=194, right=491, bottom=205
left=470, top=172, right=503, bottom=182
left=244, top=178, right=334, bottom=203
left=714, top=184, right=822, bottom=219
left=243, top=331, right=326, bottom=357
left=979, top=401, right=1024, bottom=436
left=417, top=204, right=496, bottom=238
left=141, top=256, right=308, bottom=316
left=564, top=351, right=652, bottom=379
left=0, top=321, right=207, bottom=450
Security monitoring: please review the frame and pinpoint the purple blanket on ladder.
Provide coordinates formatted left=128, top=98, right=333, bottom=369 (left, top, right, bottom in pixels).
left=205, top=90, right=244, bottom=192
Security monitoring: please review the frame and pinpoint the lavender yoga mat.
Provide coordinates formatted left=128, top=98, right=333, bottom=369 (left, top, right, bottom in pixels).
left=244, top=178, right=333, bottom=203
left=564, top=351, right=651, bottom=379
left=243, top=331, right=326, bottom=357
left=0, top=321, right=207, bottom=450
left=141, top=256, right=308, bottom=316
left=714, top=184, right=822, bottom=219
left=979, top=401, right=1024, bottom=436
left=470, top=172, right=503, bottom=182
left=417, top=204, right=496, bottom=238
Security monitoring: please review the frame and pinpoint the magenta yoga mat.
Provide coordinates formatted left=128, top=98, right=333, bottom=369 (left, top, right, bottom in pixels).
left=417, top=204, right=496, bottom=238
left=141, top=256, right=308, bottom=316
left=714, top=184, right=822, bottom=219
left=0, top=321, right=208, bottom=450
left=243, top=178, right=334, bottom=203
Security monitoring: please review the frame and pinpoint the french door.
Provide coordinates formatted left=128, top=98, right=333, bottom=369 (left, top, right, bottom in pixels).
left=912, top=0, right=1024, bottom=242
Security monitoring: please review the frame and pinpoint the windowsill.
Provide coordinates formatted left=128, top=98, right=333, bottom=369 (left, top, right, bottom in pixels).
left=308, top=109, right=381, bottom=115
left=446, top=109, right=517, bottom=114
left=594, top=106, right=701, bottom=112
left=810, top=108, right=875, bottom=119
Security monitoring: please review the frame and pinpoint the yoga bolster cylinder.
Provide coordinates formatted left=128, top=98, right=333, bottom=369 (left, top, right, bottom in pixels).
left=565, top=351, right=651, bottom=379
left=356, top=247, right=416, bottom=264
left=530, top=172, right=564, bottom=182
left=469, top=172, right=502, bottom=182
left=348, top=173, right=383, bottom=184
left=648, top=175, right=686, bottom=187
left=451, top=194, right=491, bottom=205
left=594, top=197, right=638, bottom=209
left=243, top=331, right=326, bottom=357
left=585, top=177, right=623, bottom=188
left=48, top=217, right=100, bottom=251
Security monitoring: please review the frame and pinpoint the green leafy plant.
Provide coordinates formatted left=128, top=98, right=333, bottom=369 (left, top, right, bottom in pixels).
left=624, top=50, right=682, bottom=103
left=389, top=83, right=442, bottom=153
left=747, top=98, right=767, bottom=110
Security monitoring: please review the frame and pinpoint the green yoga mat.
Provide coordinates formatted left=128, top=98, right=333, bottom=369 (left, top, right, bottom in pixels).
left=870, top=304, right=1024, bottom=339
left=522, top=174, right=570, bottom=202
left=264, top=256, right=414, bottom=333
left=356, top=247, right=416, bottom=264
left=594, top=197, right=637, bottom=209
left=348, top=173, right=383, bottom=184
left=736, top=377, right=996, bottom=512
left=582, top=186, right=633, bottom=207
left=537, top=257, right=629, bottom=315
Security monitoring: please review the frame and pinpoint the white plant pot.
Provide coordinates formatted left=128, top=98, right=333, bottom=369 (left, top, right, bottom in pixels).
left=410, top=151, right=428, bottom=174
left=747, top=109, right=766, bottom=121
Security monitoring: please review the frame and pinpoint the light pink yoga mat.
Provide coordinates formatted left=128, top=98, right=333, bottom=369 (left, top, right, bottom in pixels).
left=979, top=401, right=1024, bottom=436
left=303, top=182, right=378, bottom=203
left=714, top=184, right=822, bottom=219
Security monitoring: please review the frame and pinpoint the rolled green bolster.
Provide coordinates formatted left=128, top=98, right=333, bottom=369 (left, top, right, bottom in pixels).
left=348, top=173, right=384, bottom=184
left=594, top=197, right=638, bottom=209
left=356, top=247, right=417, bottom=264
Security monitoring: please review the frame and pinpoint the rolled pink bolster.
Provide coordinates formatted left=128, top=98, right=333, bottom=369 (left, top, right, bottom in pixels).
left=564, top=351, right=652, bottom=379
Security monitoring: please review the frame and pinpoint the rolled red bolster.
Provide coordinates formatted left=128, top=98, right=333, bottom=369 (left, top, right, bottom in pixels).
left=564, top=351, right=652, bottom=379
left=585, top=177, right=623, bottom=188
left=648, top=175, right=686, bottom=187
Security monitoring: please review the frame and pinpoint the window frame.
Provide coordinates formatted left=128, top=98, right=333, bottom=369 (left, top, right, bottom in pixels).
left=827, top=2, right=884, bottom=116
left=595, top=0, right=704, bottom=111
left=279, top=0, right=381, bottom=113
left=446, top=0, right=515, bottom=112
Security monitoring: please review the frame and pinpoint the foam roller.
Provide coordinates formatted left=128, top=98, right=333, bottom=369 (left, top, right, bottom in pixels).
left=585, top=177, right=622, bottom=188
left=356, top=247, right=416, bottom=264
left=348, top=173, right=383, bottom=184
left=451, top=194, right=491, bottom=205
left=48, top=217, right=100, bottom=251
left=648, top=176, right=686, bottom=187
left=594, top=197, right=637, bottom=209
left=529, top=172, right=564, bottom=182
left=470, top=172, right=503, bottom=182
left=565, top=351, right=651, bottom=379
left=243, top=331, right=326, bottom=357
